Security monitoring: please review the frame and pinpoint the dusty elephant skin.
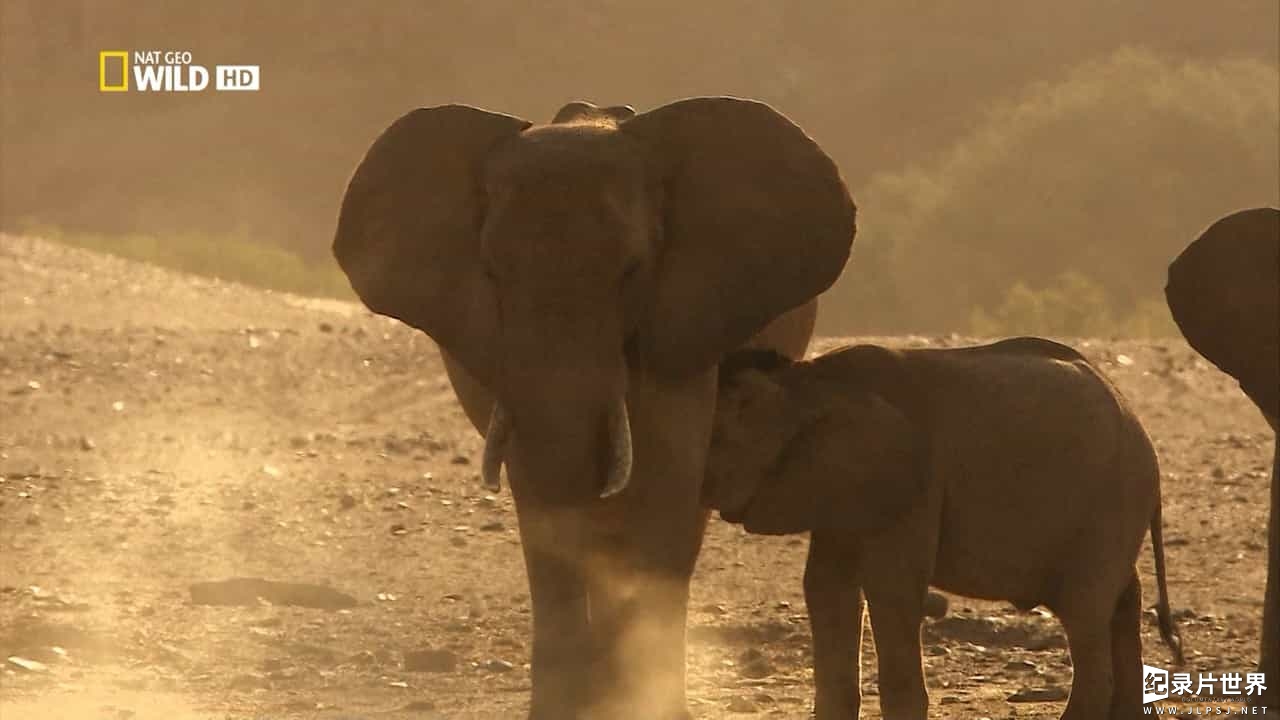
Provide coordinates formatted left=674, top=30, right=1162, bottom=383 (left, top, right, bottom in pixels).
left=1165, top=206, right=1279, bottom=712
left=331, top=98, right=855, bottom=719
left=704, top=337, right=1185, bottom=720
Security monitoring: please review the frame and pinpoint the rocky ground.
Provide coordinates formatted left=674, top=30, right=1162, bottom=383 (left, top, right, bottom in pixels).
left=1, top=234, right=1273, bottom=719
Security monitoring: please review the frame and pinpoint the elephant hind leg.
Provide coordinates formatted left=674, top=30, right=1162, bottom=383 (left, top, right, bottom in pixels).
left=1055, top=596, right=1117, bottom=720
left=1107, top=570, right=1143, bottom=719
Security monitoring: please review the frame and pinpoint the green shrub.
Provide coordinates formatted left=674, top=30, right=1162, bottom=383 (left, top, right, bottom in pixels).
left=823, top=47, right=1279, bottom=334
left=969, top=271, right=1177, bottom=337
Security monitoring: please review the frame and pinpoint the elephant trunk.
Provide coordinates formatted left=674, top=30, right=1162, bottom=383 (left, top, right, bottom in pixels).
left=479, top=394, right=633, bottom=499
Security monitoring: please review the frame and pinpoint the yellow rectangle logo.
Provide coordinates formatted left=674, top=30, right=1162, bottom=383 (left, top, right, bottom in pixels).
left=99, top=51, right=128, bottom=92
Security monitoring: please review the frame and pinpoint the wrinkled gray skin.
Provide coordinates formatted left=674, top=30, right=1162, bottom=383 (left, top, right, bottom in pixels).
left=1165, top=207, right=1279, bottom=712
left=333, top=99, right=854, bottom=719
left=704, top=338, right=1184, bottom=720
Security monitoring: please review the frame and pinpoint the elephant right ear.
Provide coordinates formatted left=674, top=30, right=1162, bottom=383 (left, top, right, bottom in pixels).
left=620, top=97, right=855, bottom=378
left=333, top=106, right=531, bottom=383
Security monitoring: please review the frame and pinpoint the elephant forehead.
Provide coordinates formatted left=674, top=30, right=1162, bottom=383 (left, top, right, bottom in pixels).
left=485, top=124, right=646, bottom=185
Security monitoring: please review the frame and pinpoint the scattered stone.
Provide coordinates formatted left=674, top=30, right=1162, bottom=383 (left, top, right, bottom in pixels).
left=1020, top=633, right=1067, bottom=652
left=338, top=492, right=357, bottom=510
left=7, top=656, right=48, bottom=673
left=726, top=696, right=759, bottom=713
left=737, top=648, right=773, bottom=679
left=79, top=436, right=96, bottom=451
left=188, top=578, right=357, bottom=609
left=1008, top=686, right=1069, bottom=703
left=404, top=648, right=458, bottom=673
left=479, top=521, right=505, bottom=532
left=483, top=658, right=515, bottom=673
left=451, top=455, right=470, bottom=465
left=390, top=523, right=408, bottom=536
left=346, top=650, right=378, bottom=667
left=229, top=673, right=268, bottom=690
left=318, top=322, right=333, bottom=333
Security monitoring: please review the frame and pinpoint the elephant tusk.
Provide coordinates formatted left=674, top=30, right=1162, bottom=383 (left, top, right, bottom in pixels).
left=599, top=396, right=633, bottom=499
left=481, top=401, right=511, bottom=493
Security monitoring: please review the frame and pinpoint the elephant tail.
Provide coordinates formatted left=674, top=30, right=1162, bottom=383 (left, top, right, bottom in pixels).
left=1150, top=501, right=1186, bottom=665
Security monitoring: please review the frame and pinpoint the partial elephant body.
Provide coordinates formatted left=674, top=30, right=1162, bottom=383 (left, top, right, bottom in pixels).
left=1165, top=207, right=1279, bottom=712
left=1166, top=208, right=1279, bottom=421
left=333, top=99, right=855, bottom=719
left=705, top=337, right=1183, bottom=719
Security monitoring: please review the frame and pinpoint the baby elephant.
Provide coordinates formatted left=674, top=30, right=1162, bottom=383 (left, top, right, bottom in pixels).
left=705, top=337, right=1183, bottom=720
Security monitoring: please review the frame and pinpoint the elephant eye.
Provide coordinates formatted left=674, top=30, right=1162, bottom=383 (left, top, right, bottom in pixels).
left=621, top=260, right=641, bottom=285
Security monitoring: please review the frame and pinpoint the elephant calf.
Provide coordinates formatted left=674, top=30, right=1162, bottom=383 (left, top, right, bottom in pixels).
left=704, top=337, right=1184, bottom=720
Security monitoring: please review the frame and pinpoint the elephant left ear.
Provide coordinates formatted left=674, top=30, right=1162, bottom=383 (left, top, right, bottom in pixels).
left=739, top=393, right=925, bottom=538
left=620, top=97, right=856, bottom=377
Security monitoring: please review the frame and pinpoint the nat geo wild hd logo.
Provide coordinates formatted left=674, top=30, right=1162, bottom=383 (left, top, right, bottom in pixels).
left=98, top=50, right=259, bottom=92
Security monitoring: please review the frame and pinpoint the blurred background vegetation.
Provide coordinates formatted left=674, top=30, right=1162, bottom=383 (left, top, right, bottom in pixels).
left=2, top=1, right=1277, bottom=336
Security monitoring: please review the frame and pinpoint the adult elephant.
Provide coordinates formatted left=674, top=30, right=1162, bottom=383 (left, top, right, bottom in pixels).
left=333, top=98, right=855, bottom=719
left=1165, top=206, right=1278, bottom=710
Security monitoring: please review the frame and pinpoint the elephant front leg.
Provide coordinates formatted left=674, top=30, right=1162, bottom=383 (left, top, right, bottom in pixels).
left=805, top=533, right=865, bottom=720
left=574, top=366, right=714, bottom=720
left=522, top=542, right=592, bottom=719
left=1254, top=430, right=1278, bottom=710
left=584, top=511, right=707, bottom=720
left=509, top=481, right=594, bottom=719
left=861, top=528, right=934, bottom=719
left=863, top=582, right=929, bottom=719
